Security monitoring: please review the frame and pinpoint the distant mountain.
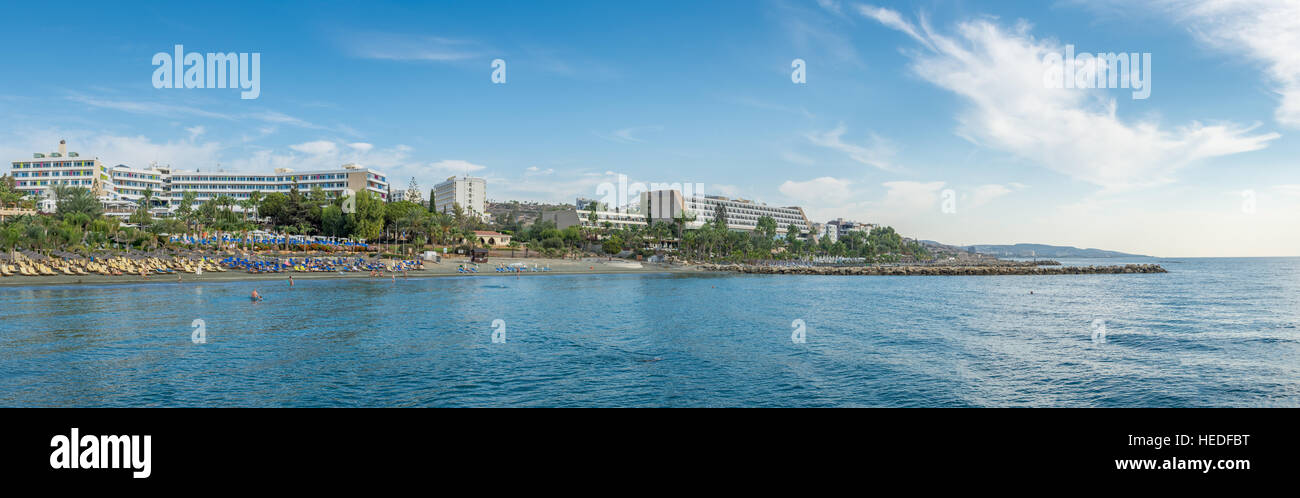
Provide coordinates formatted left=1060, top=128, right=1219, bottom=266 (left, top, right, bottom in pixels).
left=924, top=242, right=1149, bottom=258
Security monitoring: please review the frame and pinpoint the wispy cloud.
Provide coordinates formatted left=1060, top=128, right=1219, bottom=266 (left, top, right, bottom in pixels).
left=342, top=33, right=486, bottom=62
left=860, top=5, right=1280, bottom=190
left=1151, top=0, right=1300, bottom=128
left=597, top=125, right=663, bottom=144
left=428, top=159, right=487, bottom=174
left=67, top=94, right=233, bottom=120
left=806, top=125, right=899, bottom=171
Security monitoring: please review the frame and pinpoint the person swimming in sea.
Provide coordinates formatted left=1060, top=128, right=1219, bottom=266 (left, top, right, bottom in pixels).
left=289, top=275, right=294, bottom=287
left=251, top=289, right=263, bottom=302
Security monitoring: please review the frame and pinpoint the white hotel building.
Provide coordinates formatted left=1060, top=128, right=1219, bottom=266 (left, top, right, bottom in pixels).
left=433, top=176, right=486, bottom=218
left=545, top=189, right=812, bottom=238
left=10, top=141, right=390, bottom=215
left=640, top=189, right=811, bottom=236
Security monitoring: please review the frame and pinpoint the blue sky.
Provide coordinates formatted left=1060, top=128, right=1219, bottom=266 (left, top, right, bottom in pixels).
left=2, top=0, right=1298, bottom=256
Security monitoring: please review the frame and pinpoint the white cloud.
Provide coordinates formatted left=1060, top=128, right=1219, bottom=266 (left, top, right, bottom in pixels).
left=428, top=159, right=487, bottom=174
left=770, top=0, right=862, bottom=66
left=289, top=140, right=338, bottom=156
left=600, top=126, right=663, bottom=144
left=967, top=183, right=1014, bottom=208
left=710, top=184, right=742, bottom=197
left=860, top=5, right=1280, bottom=190
left=857, top=5, right=929, bottom=47
left=816, top=0, right=844, bottom=16
left=880, top=180, right=946, bottom=213
left=347, top=142, right=374, bottom=152
left=185, top=126, right=206, bottom=141
left=1154, top=0, right=1300, bottom=128
left=0, top=129, right=223, bottom=171
left=779, top=176, right=855, bottom=204
left=343, top=33, right=484, bottom=62
left=806, top=125, right=898, bottom=171
left=67, top=94, right=233, bottom=120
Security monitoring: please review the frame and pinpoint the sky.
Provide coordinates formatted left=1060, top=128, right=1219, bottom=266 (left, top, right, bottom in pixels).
left=1, top=0, right=1298, bottom=257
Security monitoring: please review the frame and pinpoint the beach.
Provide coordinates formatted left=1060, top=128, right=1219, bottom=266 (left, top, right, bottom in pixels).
left=0, top=255, right=702, bottom=287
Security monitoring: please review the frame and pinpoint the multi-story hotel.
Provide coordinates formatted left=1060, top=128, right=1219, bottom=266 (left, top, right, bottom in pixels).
left=541, top=205, right=650, bottom=234
left=544, top=190, right=811, bottom=239
left=433, top=176, right=486, bottom=218
left=9, top=141, right=106, bottom=197
left=167, top=163, right=389, bottom=206
left=640, top=189, right=811, bottom=236
left=10, top=142, right=390, bottom=215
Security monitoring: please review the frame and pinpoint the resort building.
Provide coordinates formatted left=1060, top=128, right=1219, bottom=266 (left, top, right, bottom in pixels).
left=639, top=189, right=811, bottom=236
left=542, top=190, right=811, bottom=240
left=817, top=223, right=838, bottom=243
left=9, top=140, right=107, bottom=198
left=473, top=230, right=511, bottom=247
left=167, top=163, right=389, bottom=207
left=542, top=207, right=650, bottom=233
left=825, top=218, right=876, bottom=238
left=9, top=142, right=390, bottom=215
left=433, top=176, right=486, bottom=218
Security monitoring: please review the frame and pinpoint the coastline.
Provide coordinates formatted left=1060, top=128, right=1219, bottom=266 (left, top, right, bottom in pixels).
left=0, top=257, right=704, bottom=287
left=700, top=263, right=1167, bottom=275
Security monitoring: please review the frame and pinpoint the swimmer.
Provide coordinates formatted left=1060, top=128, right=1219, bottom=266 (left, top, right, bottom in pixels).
left=251, top=289, right=263, bottom=302
left=289, top=275, right=294, bottom=287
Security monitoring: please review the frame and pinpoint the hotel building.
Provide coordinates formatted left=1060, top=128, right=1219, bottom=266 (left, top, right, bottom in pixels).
left=640, top=189, right=811, bottom=236
left=433, top=176, right=486, bottom=218
left=541, top=206, right=650, bottom=234
left=9, top=140, right=106, bottom=198
left=10, top=142, right=389, bottom=214
left=544, top=190, right=811, bottom=238
left=167, top=163, right=389, bottom=206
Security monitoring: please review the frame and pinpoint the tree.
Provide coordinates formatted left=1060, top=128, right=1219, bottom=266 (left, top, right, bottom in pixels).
left=258, top=192, right=288, bottom=226
left=176, top=191, right=196, bottom=227
left=602, top=234, right=624, bottom=255
left=712, top=204, right=728, bottom=230
left=428, top=188, right=437, bottom=212
left=321, top=205, right=348, bottom=238
left=406, top=177, right=422, bottom=204
left=54, top=186, right=102, bottom=220
left=350, top=191, right=385, bottom=241
left=755, top=216, right=777, bottom=243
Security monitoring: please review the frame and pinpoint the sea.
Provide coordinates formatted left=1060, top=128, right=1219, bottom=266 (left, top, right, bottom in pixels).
left=1, top=257, right=1297, bottom=407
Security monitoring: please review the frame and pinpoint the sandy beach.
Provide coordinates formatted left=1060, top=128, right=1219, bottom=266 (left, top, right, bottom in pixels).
left=0, top=256, right=704, bottom=287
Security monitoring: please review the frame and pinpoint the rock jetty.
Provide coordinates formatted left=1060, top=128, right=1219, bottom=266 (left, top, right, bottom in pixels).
left=699, top=263, right=1166, bottom=276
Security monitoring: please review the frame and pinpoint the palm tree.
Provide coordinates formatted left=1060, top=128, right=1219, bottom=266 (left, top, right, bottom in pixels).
left=247, top=190, right=263, bottom=224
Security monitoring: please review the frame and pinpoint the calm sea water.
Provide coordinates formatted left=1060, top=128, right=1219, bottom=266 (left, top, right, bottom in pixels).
left=1, top=258, right=1298, bottom=407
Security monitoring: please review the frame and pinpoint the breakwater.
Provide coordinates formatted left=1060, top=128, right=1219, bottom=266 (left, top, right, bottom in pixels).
left=700, top=263, right=1166, bottom=276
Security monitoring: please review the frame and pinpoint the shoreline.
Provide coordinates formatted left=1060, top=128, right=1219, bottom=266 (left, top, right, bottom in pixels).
left=700, top=263, right=1167, bottom=276
left=0, top=258, right=704, bottom=287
